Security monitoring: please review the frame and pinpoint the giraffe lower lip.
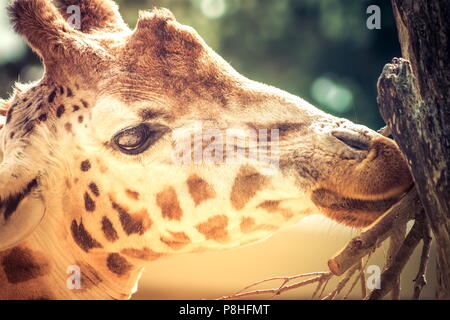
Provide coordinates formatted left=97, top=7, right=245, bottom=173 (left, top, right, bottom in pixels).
left=312, top=188, right=400, bottom=212
left=311, top=188, right=404, bottom=227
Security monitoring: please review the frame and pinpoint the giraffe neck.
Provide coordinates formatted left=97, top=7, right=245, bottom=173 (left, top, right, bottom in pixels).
left=0, top=162, right=314, bottom=299
left=0, top=187, right=145, bottom=300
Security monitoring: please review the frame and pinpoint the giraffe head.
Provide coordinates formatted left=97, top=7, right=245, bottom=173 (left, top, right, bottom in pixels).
left=0, top=0, right=412, bottom=298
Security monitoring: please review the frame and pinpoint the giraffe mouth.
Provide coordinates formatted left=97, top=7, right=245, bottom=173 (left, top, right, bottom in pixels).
left=311, top=188, right=404, bottom=228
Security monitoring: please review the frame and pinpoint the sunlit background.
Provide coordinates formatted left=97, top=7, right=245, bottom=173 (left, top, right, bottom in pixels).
left=0, top=0, right=437, bottom=299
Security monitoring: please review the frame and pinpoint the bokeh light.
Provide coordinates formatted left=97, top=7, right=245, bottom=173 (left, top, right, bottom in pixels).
left=0, top=0, right=27, bottom=64
left=199, top=0, right=227, bottom=19
left=311, top=76, right=353, bottom=113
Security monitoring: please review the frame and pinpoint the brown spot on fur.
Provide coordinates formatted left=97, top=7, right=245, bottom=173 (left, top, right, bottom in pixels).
left=6, top=105, right=14, bottom=124
left=78, top=115, right=83, bottom=123
left=88, top=182, right=100, bottom=197
left=24, top=121, right=34, bottom=135
left=48, top=89, right=57, bottom=103
left=80, top=159, right=91, bottom=171
left=101, top=216, right=119, bottom=242
left=9, top=131, right=15, bottom=139
left=110, top=196, right=152, bottom=235
left=64, top=122, right=73, bottom=133
left=240, top=217, right=278, bottom=234
left=71, top=220, right=102, bottom=252
left=84, top=192, right=96, bottom=211
left=160, top=231, right=191, bottom=250
left=56, top=104, right=65, bottom=118
left=1, top=247, right=49, bottom=284
left=156, top=187, right=183, bottom=220
left=230, top=165, right=269, bottom=210
left=72, top=105, right=80, bottom=112
left=120, top=247, right=164, bottom=261
left=196, top=215, right=229, bottom=243
left=38, top=113, right=47, bottom=122
left=106, top=253, right=132, bottom=276
left=81, top=100, right=89, bottom=108
left=257, top=200, right=280, bottom=210
left=257, top=200, right=294, bottom=219
left=67, top=87, right=73, bottom=97
left=125, top=189, right=139, bottom=200
left=186, top=174, right=216, bottom=206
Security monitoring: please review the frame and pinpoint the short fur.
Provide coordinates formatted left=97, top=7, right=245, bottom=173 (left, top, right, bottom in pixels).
left=0, top=0, right=413, bottom=299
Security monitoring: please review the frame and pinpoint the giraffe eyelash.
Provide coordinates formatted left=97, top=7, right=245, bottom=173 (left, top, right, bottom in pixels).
left=110, top=123, right=170, bottom=156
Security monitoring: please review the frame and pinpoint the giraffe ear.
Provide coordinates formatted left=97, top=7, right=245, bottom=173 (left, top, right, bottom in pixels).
left=0, top=192, right=45, bottom=251
left=0, top=96, right=46, bottom=249
left=8, top=0, right=83, bottom=61
left=54, top=0, right=128, bottom=33
left=0, top=171, right=45, bottom=250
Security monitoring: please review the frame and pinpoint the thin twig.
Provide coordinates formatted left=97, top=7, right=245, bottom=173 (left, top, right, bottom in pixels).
left=386, top=222, right=407, bottom=299
left=311, top=276, right=328, bottom=300
left=317, top=275, right=331, bottom=299
left=342, top=261, right=363, bottom=299
left=360, top=266, right=367, bottom=298
left=413, top=217, right=432, bottom=299
left=322, top=264, right=359, bottom=300
left=367, top=209, right=425, bottom=300
left=343, top=254, right=373, bottom=299
left=328, top=188, right=419, bottom=276
left=234, top=271, right=330, bottom=295
left=216, top=272, right=332, bottom=300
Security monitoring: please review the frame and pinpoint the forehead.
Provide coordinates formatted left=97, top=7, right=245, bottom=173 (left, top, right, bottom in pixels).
left=101, top=13, right=235, bottom=109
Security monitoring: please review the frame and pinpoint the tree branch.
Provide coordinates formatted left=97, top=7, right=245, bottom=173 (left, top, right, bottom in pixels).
left=328, top=188, right=420, bottom=276
left=216, top=272, right=332, bottom=300
left=413, top=218, right=432, bottom=300
left=367, top=209, right=426, bottom=300
left=381, top=0, right=450, bottom=297
left=385, top=221, right=406, bottom=299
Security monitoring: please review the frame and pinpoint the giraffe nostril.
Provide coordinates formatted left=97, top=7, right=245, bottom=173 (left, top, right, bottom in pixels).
left=332, top=129, right=370, bottom=151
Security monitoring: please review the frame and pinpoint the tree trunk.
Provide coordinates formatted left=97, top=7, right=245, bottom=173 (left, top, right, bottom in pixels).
left=377, top=0, right=450, bottom=298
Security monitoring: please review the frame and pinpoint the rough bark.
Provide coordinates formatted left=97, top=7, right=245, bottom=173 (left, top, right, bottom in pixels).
left=377, top=0, right=450, bottom=298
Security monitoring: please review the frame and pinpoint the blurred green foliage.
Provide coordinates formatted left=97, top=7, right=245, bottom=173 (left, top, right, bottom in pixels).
left=0, top=0, right=400, bottom=129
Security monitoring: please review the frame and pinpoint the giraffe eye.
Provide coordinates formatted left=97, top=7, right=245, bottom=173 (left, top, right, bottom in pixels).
left=112, top=123, right=168, bottom=155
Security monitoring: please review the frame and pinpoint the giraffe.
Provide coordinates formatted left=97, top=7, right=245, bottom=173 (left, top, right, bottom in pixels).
left=0, top=0, right=413, bottom=300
